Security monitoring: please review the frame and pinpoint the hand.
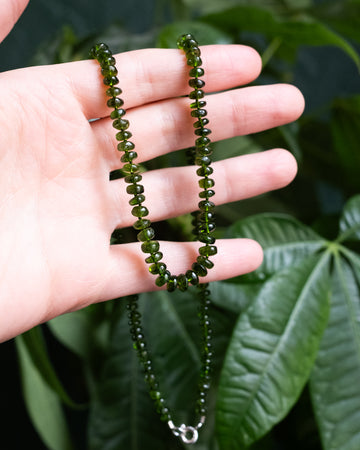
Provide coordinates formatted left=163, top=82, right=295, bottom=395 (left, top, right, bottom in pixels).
left=0, top=0, right=303, bottom=342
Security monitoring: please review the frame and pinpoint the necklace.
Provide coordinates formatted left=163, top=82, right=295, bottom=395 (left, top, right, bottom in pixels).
left=90, top=34, right=216, bottom=445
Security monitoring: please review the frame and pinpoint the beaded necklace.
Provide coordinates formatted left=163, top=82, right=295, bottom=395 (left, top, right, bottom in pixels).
left=90, top=34, right=216, bottom=445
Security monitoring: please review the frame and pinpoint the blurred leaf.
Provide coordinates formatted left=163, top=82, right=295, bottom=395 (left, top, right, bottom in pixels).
left=202, top=6, right=360, bottom=69
left=20, top=326, right=81, bottom=409
left=216, top=254, right=331, bottom=449
left=338, top=194, right=360, bottom=242
left=310, top=253, right=360, bottom=450
left=157, top=20, right=232, bottom=48
left=312, top=0, right=360, bottom=43
left=48, top=304, right=111, bottom=364
left=15, top=335, right=74, bottom=450
left=331, top=96, right=360, bottom=190
left=226, top=213, right=326, bottom=281
left=182, top=0, right=310, bottom=16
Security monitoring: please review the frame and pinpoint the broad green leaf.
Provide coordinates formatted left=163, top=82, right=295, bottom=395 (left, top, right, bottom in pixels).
left=338, top=194, right=360, bottom=242
left=210, top=280, right=262, bottom=314
left=202, top=6, right=360, bottom=69
left=89, top=290, right=234, bottom=449
left=227, top=213, right=325, bottom=280
left=15, top=335, right=74, bottom=450
left=157, top=21, right=232, bottom=48
left=216, top=254, right=331, bottom=449
left=310, top=253, right=360, bottom=450
left=21, top=326, right=81, bottom=409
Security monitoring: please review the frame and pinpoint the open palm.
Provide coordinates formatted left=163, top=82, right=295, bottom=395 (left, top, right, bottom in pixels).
left=0, top=0, right=303, bottom=341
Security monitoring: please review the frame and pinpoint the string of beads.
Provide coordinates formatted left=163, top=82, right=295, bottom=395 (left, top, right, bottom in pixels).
left=90, top=33, right=215, bottom=445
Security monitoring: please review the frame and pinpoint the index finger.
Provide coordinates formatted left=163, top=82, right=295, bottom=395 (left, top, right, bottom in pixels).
left=63, top=45, right=262, bottom=119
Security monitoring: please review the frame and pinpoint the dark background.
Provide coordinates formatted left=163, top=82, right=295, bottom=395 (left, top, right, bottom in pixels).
left=1, top=1, right=359, bottom=449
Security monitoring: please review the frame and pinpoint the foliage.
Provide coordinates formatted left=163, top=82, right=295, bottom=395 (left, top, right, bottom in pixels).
left=10, top=0, right=360, bottom=449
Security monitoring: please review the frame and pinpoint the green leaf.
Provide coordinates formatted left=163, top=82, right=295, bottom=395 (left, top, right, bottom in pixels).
left=227, top=213, right=325, bottom=280
left=338, top=194, right=360, bottom=242
left=15, top=335, right=74, bottom=450
left=202, top=6, right=360, bottom=69
left=210, top=281, right=262, bottom=314
left=156, top=21, right=232, bottom=48
left=20, top=326, right=81, bottom=409
left=216, top=254, right=331, bottom=449
left=89, top=290, right=235, bottom=449
left=310, top=253, right=360, bottom=450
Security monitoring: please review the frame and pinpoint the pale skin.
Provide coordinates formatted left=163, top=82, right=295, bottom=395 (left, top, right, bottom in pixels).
left=0, top=0, right=304, bottom=342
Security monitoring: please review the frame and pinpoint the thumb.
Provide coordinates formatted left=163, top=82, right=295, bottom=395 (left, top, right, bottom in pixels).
left=0, top=0, right=29, bottom=43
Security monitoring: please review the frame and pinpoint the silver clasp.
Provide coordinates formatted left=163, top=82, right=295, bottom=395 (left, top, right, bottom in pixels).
left=168, top=416, right=206, bottom=445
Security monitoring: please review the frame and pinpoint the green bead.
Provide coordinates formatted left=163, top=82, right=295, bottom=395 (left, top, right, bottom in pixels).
left=192, top=262, right=207, bottom=277
left=155, top=270, right=171, bottom=287
left=101, top=65, right=118, bottom=76
left=176, top=33, right=194, bottom=49
left=113, top=118, right=129, bottom=130
left=186, top=46, right=201, bottom=57
left=110, top=108, right=126, bottom=119
left=117, top=140, right=135, bottom=151
left=199, top=178, right=215, bottom=189
left=197, top=256, right=214, bottom=269
left=116, top=130, right=132, bottom=141
left=133, top=218, right=151, bottom=230
left=191, top=109, right=207, bottom=118
left=149, top=262, right=166, bottom=275
left=122, top=163, right=140, bottom=173
left=196, top=136, right=211, bottom=147
left=195, top=127, right=212, bottom=136
left=198, top=200, right=215, bottom=211
left=106, top=86, right=122, bottom=97
left=197, top=166, right=213, bottom=176
left=198, top=222, right=216, bottom=233
left=150, top=390, right=162, bottom=400
left=131, top=205, right=149, bottom=217
left=160, top=408, right=171, bottom=422
left=193, top=118, right=209, bottom=128
left=199, top=245, right=217, bottom=257
left=187, top=55, right=202, bottom=67
left=198, top=211, right=214, bottom=222
left=189, top=67, right=204, bottom=77
left=125, top=173, right=142, bottom=183
left=189, top=78, right=205, bottom=89
left=106, top=97, right=123, bottom=108
left=141, top=240, right=160, bottom=253
left=196, top=146, right=213, bottom=156
left=103, top=75, right=119, bottom=86
left=186, top=269, right=199, bottom=285
left=189, top=89, right=204, bottom=100
left=177, top=274, right=189, bottom=292
left=121, top=151, right=138, bottom=162
left=129, top=194, right=146, bottom=205
left=145, top=252, right=163, bottom=263
left=190, top=100, right=207, bottom=109
left=137, top=227, right=155, bottom=242
left=167, top=276, right=177, bottom=292
left=198, top=234, right=215, bottom=244
left=199, top=189, right=215, bottom=199
left=195, top=155, right=212, bottom=166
